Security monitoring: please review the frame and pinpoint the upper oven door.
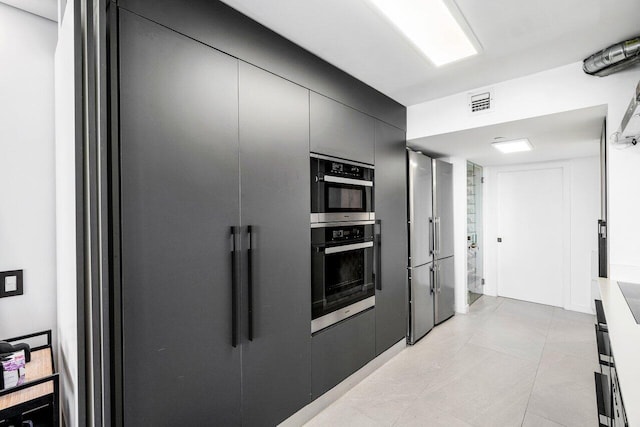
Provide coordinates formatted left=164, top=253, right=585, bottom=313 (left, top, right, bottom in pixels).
left=311, top=154, right=374, bottom=222
left=325, top=181, right=370, bottom=212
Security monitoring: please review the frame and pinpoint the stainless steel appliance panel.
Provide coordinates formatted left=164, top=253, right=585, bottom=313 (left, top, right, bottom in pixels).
left=435, top=256, right=455, bottom=324
left=433, top=159, right=455, bottom=260
left=311, top=223, right=376, bottom=332
left=408, top=262, right=435, bottom=343
left=311, top=154, right=374, bottom=224
left=408, top=151, right=433, bottom=268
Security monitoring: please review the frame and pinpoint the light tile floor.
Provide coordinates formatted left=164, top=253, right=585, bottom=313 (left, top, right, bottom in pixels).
left=305, top=296, right=599, bottom=427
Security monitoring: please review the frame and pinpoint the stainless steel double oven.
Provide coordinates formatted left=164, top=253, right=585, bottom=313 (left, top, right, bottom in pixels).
left=310, top=154, right=378, bottom=333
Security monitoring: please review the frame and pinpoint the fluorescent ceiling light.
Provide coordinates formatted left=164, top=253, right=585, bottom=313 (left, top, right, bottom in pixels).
left=492, top=138, right=533, bottom=154
left=368, top=0, right=479, bottom=66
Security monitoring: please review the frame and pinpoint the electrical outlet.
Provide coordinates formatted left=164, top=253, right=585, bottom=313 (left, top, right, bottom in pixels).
left=0, top=270, right=23, bottom=298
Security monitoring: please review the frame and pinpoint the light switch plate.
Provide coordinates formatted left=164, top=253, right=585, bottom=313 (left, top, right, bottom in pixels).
left=0, top=270, right=23, bottom=298
left=5, top=276, right=17, bottom=292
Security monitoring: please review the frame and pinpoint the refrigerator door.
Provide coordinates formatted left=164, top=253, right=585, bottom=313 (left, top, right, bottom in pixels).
left=408, top=151, right=433, bottom=268
left=433, top=159, right=454, bottom=260
left=408, top=263, right=435, bottom=344
left=435, top=256, right=455, bottom=324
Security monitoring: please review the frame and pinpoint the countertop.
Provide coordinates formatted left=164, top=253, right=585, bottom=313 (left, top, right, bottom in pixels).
left=598, top=278, right=640, bottom=426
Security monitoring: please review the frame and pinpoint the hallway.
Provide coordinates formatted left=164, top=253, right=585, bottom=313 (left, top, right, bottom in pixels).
left=305, top=297, right=599, bottom=427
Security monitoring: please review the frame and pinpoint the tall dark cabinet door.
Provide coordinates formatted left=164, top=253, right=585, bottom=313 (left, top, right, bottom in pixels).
left=374, top=120, right=408, bottom=355
left=238, top=62, right=311, bottom=426
left=119, top=11, right=241, bottom=426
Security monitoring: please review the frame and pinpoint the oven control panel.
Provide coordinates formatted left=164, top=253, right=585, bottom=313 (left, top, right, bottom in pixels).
left=312, top=224, right=373, bottom=245
left=329, top=161, right=363, bottom=179
left=331, top=227, right=362, bottom=241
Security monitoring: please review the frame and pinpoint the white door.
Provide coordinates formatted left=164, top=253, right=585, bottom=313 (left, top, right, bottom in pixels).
left=497, top=167, right=564, bottom=307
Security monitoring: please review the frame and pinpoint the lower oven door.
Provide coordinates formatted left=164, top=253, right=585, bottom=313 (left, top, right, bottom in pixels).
left=311, top=241, right=375, bottom=333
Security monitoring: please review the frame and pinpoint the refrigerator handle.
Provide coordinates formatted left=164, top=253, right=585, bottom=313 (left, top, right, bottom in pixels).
left=430, top=265, right=435, bottom=294
left=429, top=217, right=436, bottom=256
left=434, top=216, right=440, bottom=256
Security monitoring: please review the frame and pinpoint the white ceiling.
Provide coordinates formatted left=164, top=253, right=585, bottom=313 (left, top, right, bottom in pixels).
left=0, top=0, right=57, bottom=22
left=408, top=105, right=607, bottom=166
left=221, top=0, right=640, bottom=106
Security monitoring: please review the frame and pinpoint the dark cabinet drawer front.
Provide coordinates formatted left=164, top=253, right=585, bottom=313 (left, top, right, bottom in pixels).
left=311, top=309, right=375, bottom=398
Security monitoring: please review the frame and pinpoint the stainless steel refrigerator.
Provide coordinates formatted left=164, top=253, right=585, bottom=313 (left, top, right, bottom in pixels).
left=408, top=150, right=455, bottom=344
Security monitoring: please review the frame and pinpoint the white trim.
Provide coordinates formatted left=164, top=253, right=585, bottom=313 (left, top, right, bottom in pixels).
left=279, top=339, right=407, bottom=426
left=456, top=303, right=470, bottom=314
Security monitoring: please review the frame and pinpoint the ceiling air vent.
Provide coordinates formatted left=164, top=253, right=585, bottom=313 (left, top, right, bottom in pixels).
left=469, top=90, right=493, bottom=114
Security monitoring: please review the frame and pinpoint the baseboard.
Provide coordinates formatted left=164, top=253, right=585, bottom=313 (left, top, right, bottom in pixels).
left=455, top=303, right=469, bottom=314
left=279, top=339, right=407, bottom=426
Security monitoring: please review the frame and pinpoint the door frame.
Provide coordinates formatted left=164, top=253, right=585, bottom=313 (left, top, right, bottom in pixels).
left=495, top=161, right=572, bottom=309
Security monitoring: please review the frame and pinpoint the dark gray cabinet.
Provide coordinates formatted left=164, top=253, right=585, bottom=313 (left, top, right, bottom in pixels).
left=238, top=62, right=311, bottom=426
left=119, top=11, right=241, bottom=425
left=373, top=121, right=408, bottom=355
left=119, top=13, right=312, bottom=427
left=311, top=309, right=376, bottom=398
left=115, top=2, right=407, bottom=424
left=310, top=92, right=375, bottom=164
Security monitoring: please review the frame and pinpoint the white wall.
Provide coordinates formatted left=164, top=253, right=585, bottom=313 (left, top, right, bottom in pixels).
left=0, top=4, right=57, bottom=340
left=482, top=157, right=599, bottom=313
left=408, top=62, right=640, bottom=284
left=442, top=157, right=469, bottom=314
left=570, top=157, right=601, bottom=309
left=55, top=0, right=79, bottom=424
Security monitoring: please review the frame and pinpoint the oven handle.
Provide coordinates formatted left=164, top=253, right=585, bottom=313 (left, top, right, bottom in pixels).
left=322, top=175, right=374, bottom=187
left=230, top=226, right=239, bottom=348
left=324, top=241, right=374, bottom=254
left=374, top=220, right=382, bottom=291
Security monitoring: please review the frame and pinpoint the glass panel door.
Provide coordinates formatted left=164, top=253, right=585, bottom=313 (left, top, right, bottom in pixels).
left=467, top=162, right=484, bottom=305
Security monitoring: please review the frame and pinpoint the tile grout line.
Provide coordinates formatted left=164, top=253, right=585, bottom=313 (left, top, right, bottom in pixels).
left=520, top=308, right=556, bottom=426
left=391, top=297, right=504, bottom=427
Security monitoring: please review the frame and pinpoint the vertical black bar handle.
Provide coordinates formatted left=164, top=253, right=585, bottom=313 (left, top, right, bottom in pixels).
left=375, top=220, right=382, bottom=290
left=247, top=225, right=254, bottom=341
left=230, top=226, right=239, bottom=348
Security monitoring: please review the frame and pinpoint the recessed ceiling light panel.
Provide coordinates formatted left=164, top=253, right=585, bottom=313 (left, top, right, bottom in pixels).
left=492, top=138, right=533, bottom=153
left=368, top=0, right=480, bottom=66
